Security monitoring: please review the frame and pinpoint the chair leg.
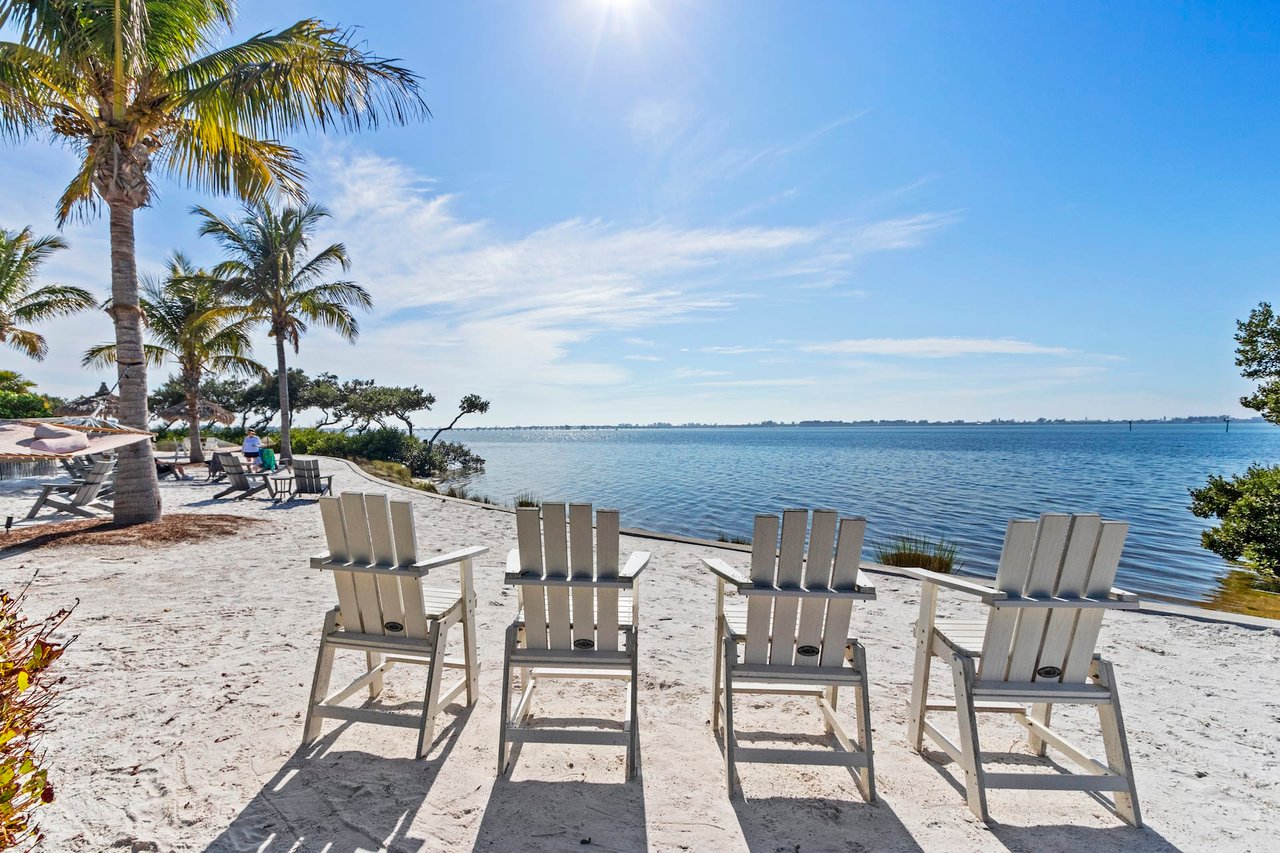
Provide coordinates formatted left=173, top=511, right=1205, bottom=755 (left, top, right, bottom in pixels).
left=907, top=626, right=934, bottom=752
left=1028, top=703, right=1053, bottom=756
left=303, top=610, right=339, bottom=745
left=722, top=635, right=741, bottom=797
left=416, top=620, right=446, bottom=759
left=823, top=685, right=838, bottom=734
left=365, top=651, right=384, bottom=699
left=711, top=611, right=724, bottom=732
left=853, top=642, right=876, bottom=802
left=462, top=584, right=480, bottom=706
left=1093, top=657, right=1142, bottom=827
left=26, top=486, right=53, bottom=519
left=498, top=625, right=517, bottom=776
left=626, top=626, right=640, bottom=779
left=950, top=653, right=989, bottom=822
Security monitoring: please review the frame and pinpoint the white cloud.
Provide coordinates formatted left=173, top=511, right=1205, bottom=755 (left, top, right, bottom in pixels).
left=802, top=337, right=1076, bottom=358
left=625, top=354, right=663, bottom=362
left=673, top=367, right=728, bottom=378
left=702, top=345, right=775, bottom=355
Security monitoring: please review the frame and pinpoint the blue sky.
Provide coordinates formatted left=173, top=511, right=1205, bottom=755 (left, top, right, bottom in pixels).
left=3, top=1, right=1278, bottom=426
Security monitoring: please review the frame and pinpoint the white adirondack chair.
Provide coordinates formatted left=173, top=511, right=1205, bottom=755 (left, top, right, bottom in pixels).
left=902, top=512, right=1142, bottom=825
left=703, top=509, right=877, bottom=799
left=290, top=459, right=334, bottom=498
left=499, top=503, right=650, bottom=778
left=26, top=458, right=115, bottom=519
left=305, top=492, right=486, bottom=758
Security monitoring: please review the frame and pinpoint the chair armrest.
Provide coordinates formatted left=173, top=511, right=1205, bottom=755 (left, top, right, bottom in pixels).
left=619, top=550, right=651, bottom=579
left=701, top=557, right=751, bottom=588
left=1109, top=586, right=1139, bottom=603
left=875, top=563, right=1007, bottom=604
left=310, top=553, right=345, bottom=570
left=412, top=544, right=489, bottom=571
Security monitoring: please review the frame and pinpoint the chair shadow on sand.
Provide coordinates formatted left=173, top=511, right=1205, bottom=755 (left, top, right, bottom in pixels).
left=203, top=701, right=472, bottom=853
left=918, top=747, right=1187, bottom=853
left=472, top=716, right=648, bottom=852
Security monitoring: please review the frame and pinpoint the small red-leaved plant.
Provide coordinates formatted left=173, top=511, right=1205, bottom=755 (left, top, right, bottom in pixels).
left=0, top=579, right=73, bottom=849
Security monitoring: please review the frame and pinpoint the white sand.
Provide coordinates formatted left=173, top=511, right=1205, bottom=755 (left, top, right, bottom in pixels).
left=1, top=457, right=1277, bottom=852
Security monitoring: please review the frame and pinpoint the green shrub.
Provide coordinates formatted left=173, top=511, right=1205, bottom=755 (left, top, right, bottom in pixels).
left=716, top=531, right=751, bottom=545
left=876, top=533, right=961, bottom=574
left=0, top=583, right=73, bottom=848
left=0, top=392, right=50, bottom=419
left=1190, top=464, right=1280, bottom=585
left=514, top=491, right=541, bottom=508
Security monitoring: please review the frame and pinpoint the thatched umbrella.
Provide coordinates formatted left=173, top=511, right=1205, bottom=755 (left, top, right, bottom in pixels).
left=156, top=399, right=235, bottom=427
left=54, top=382, right=120, bottom=419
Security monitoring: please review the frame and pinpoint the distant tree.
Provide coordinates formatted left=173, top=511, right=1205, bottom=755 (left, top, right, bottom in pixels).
left=0, top=391, right=50, bottom=419
left=382, top=385, right=435, bottom=435
left=84, top=254, right=265, bottom=462
left=0, top=370, right=36, bottom=395
left=298, top=372, right=345, bottom=428
left=0, top=228, right=95, bottom=360
left=425, top=394, right=490, bottom=463
left=1235, top=302, right=1280, bottom=424
left=196, top=202, right=372, bottom=460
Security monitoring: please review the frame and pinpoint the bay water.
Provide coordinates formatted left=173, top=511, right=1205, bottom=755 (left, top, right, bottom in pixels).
left=452, top=422, right=1280, bottom=602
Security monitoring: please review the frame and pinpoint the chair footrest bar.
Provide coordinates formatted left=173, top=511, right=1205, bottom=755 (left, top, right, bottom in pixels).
left=505, top=727, right=630, bottom=746
left=926, top=701, right=1026, bottom=714
left=983, top=772, right=1131, bottom=792
left=732, top=683, right=828, bottom=697
left=311, top=705, right=422, bottom=729
left=735, top=746, right=868, bottom=767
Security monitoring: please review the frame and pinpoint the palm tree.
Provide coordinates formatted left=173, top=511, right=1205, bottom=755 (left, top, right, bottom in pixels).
left=83, top=252, right=266, bottom=463
left=0, top=227, right=95, bottom=359
left=196, top=201, right=371, bottom=461
left=0, top=2, right=426, bottom=523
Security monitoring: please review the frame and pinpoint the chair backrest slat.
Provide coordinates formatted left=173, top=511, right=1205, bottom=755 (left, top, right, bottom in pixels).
left=818, top=516, right=867, bottom=667
left=595, top=510, right=621, bottom=651
left=366, top=494, right=408, bottom=638
left=978, top=513, right=1131, bottom=685
left=319, top=496, right=363, bottom=636
left=541, top=503, right=573, bottom=649
left=743, top=514, right=780, bottom=664
left=295, top=459, right=324, bottom=493
left=74, top=460, right=113, bottom=504
left=221, top=454, right=253, bottom=490
left=767, top=509, right=809, bottom=664
left=569, top=503, right=596, bottom=650
left=796, top=510, right=837, bottom=666
left=516, top=506, right=549, bottom=649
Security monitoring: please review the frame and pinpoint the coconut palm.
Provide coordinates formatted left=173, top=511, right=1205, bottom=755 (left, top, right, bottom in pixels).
left=195, top=201, right=371, bottom=461
left=83, top=252, right=265, bottom=463
left=0, top=1, right=426, bottom=523
left=0, top=227, right=95, bottom=360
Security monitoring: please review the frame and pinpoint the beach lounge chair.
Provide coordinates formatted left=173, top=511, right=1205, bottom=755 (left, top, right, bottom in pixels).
left=902, top=512, right=1142, bottom=826
left=499, top=503, right=650, bottom=778
left=25, top=458, right=115, bottom=519
left=212, top=454, right=269, bottom=500
left=289, top=458, right=333, bottom=499
left=703, top=509, right=877, bottom=800
left=304, top=492, right=485, bottom=757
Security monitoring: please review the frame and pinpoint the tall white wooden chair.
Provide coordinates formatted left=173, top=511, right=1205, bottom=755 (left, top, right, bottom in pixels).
left=902, top=512, right=1142, bottom=825
left=26, top=458, right=115, bottom=519
left=499, top=503, right=650, bottom=778
left=306, top=492, right=486, bottom=758
left=703, top=509, right=877, bottom=799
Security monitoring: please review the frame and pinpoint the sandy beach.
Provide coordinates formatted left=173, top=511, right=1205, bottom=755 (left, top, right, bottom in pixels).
left=2, top=457, right=1277, bottom=852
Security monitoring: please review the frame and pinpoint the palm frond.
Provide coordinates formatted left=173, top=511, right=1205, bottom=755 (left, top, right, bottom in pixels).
left=3, top=325, right=46, bottom=359
left=12, top=283, right=97, bottom=322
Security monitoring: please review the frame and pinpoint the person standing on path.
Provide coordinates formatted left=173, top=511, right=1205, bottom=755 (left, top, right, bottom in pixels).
left=242, top=429, right=262, bottom=472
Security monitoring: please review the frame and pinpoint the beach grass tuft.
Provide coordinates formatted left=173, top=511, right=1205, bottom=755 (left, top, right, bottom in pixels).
left=876, top=532, right=961, bottom=574
left=717, top=531, right=752, bottom=545
left=513, top=491, right=541, bottom=508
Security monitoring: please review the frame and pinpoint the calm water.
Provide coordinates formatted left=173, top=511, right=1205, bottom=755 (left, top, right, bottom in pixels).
left=451, top=423, right=1280, bottom=602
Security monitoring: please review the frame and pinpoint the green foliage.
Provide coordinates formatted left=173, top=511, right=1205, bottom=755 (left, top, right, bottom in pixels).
left=514, top=491, right=542, bottom=508
left=0, top=372, right=35, bottom=395
left=1235, top=302, right=1280, bottom=424
left=1190, top=465, right=1280, bottom=583
left=0, top=391, right=50, bottom=419
left=288, top=427, right=484, bottom=479
left=716, top=532, right=752, bottom=545
left=876, top=533, right=961, bottom=574
left=0, top=582, right=73, bottom=848
left=0, top=227, right=94, bottom=361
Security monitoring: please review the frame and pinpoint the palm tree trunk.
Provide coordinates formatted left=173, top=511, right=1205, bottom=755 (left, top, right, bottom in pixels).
left=108, top=200, right=160, bottom=524
left=186, top=375, right=204, bottom=464
left=275, top=335, right=292, bottom=461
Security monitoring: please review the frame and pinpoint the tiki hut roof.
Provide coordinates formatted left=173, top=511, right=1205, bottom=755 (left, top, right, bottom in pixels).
left=155, top=399, right=235, bottom=426
left=53, top=382, right=120, bottom=418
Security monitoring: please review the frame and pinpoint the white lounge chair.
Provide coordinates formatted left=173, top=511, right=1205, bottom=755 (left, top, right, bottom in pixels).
left=703, top=509, right=877, bottom=800
left=902, top=512, right=1142, bottom=825
left=26, top=458, right=115, bottom=519
left=305, top=492, right=485, bottom=757
left=499, top=503, right=650, bottom=778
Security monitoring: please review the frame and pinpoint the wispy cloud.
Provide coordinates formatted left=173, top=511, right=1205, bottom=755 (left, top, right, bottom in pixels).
left=702, top=345, right=775, bottom=355
left=803, top=337, right=1076, bottom=358
left=674, top=367, right=728, bottom=378
left=626, top=354, right=664, bottom=362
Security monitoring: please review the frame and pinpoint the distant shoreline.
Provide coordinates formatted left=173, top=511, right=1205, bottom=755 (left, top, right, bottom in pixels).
left=450, top=417, right=1263, bottom=431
